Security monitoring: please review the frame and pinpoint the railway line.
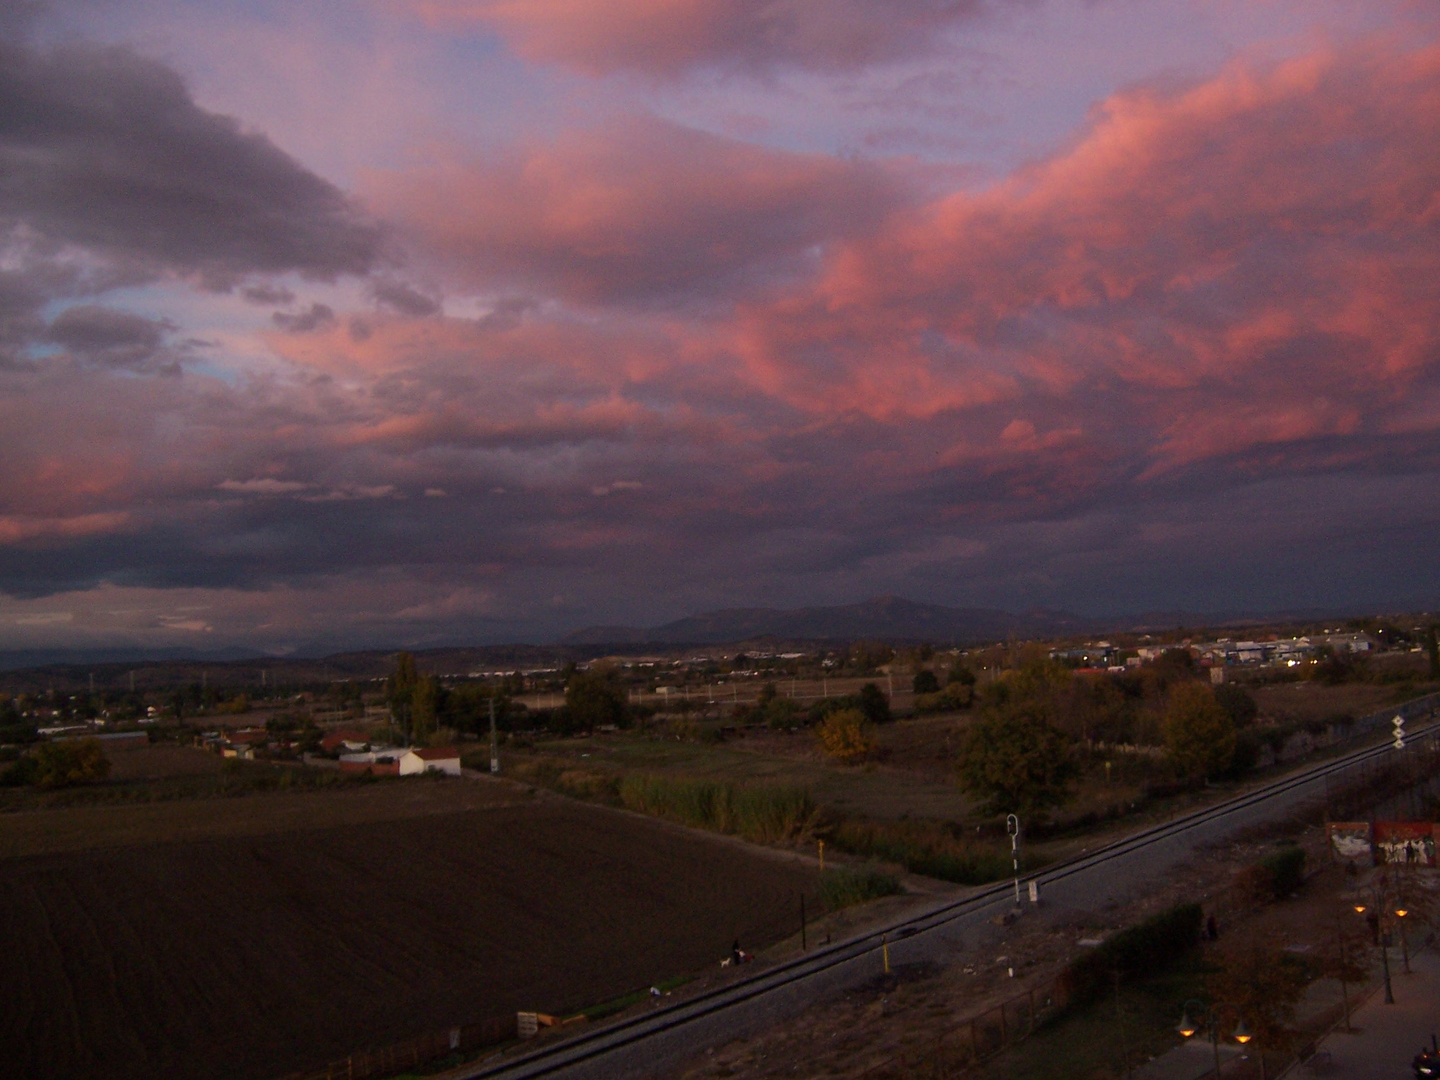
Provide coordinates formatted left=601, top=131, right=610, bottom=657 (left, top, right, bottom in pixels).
left=460, top=704, right=1440, bottom=1080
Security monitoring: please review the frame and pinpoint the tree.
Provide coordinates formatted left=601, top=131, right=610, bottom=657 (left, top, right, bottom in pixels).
left=411, top=675, right=440, bottom=744
left=957, top=701, right=1076, bottom=813
left=1213, top=682, right=1258, bottom=728
left=1426, top=625, right=1440, bottom=681
left=387, top=652, right=419, bottom=739
left=858, top=682, right=891, bottom=724
left=1206, top=942, right=1313, bottom=1055
left=912, top=669, right=940, bottom=695
left=1163, top=681, right=1236, bottom=778
left=565, top=669, right=628, bottom=732
left=31, top=739, right=111, bottom=789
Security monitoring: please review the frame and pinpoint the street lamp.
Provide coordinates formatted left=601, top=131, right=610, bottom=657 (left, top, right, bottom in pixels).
left=1353, top=883, right=1397, bottom=1005
left=1177, top=1000, right=1252, bottom=1080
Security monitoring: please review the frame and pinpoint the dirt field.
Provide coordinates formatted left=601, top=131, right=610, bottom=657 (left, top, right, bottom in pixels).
left=1252, top=680, right=1421, bottom=725
left=103, top=741, right=229, bottom=782
left=0, top=780, right=819, bottom=1080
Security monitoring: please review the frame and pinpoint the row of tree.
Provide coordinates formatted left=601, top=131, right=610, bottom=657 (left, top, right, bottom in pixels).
left=956, top=656, right=1259, bottom=813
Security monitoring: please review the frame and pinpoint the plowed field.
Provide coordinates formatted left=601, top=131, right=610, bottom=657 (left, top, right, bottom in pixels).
left=0, top=783, right=816, bottom=1080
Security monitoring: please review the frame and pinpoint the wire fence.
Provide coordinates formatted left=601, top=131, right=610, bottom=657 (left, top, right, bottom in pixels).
left=855, top=979, right=1069, bottom=1079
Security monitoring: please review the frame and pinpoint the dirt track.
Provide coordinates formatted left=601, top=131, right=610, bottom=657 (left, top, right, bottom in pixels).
left=0, top=787, right=817, bottom=1080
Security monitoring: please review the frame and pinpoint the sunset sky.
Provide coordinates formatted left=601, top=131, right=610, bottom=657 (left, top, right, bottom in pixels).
left=2, top=0, right=1438, bottom=655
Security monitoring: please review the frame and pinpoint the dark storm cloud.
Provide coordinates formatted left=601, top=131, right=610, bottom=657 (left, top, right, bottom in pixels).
left=0, top=39, right=381, bottom=285
left=45, top=304, right=172, bottom=366
left=273, top=303, right=337, bottom=333
left=241, top=283, right=296, bottom=305
left=371, top=280, right=441, bottom=318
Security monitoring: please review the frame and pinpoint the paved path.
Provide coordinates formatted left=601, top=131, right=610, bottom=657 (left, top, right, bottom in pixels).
left=1309, top=946, right=1440, bottom=1079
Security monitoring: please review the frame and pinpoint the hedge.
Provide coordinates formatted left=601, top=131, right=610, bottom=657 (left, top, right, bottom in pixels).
left=1259, top=846, right=1306, bottom=900
left=1060, top=902, right=1203, bottom=1006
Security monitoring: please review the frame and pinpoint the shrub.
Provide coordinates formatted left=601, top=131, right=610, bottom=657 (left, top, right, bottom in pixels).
left=617, top=774, right=816, bottom=844
left=858, top=683, right=892, bottom=724
left=31, top=739, right=111, bottom=789
left=1060, top=903, right=1202, bottom=1006
left=1237, top=846, right=1306, bottom=903
left=913, top=669, right=941, bottom=695
left=814, top=708, right=877, bottom=763
left=819, top=867, right=901, bottom=911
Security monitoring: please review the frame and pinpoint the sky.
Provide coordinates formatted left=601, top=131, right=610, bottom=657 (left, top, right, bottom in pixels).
left=1, top=0, right=1439, bottom=655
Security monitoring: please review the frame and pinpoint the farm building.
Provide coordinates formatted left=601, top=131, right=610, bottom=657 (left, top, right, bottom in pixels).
left=399, top=747, right=461, bottom=776
left=320, top=729, right=370, bottom=754
left=338, top=751, right=401, bottom=776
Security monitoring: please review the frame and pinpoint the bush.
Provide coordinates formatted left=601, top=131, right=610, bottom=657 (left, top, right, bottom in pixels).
left=31, top=739, right=111, bottom=789
left=1213, top=683, right=1258, bottom=727
left=913, top=669, right=941, bottom=695
left=1060, top=903, right=1202, bottom=1006
left=814, top=708, right=877, bottom=763
left=1237, top=846, right=1306, bottom=903
left=616, top=774, right=816, bottom=844
left=819, top=867, right=901, bottom=911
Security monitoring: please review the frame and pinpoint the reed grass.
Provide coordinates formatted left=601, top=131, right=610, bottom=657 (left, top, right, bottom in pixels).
left=830, top=817, right=1013, bottom=885
left=818, top=866, right=902, bottom=911
left=617, top=773, right=816, bottom=844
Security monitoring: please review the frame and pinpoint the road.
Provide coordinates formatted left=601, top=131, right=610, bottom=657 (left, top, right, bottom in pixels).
left=457, top=706, right=1440, bottom=1080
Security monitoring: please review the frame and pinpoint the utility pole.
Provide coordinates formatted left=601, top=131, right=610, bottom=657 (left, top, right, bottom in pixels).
left=489, top=697, right=499, bottom=774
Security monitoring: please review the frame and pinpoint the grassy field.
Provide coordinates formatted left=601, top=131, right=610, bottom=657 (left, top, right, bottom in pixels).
left=0, top=773, right=820, bottom=1080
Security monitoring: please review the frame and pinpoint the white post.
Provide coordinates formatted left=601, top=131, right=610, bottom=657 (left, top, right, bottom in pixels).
left=1007, top=814, right=1022, bottom=906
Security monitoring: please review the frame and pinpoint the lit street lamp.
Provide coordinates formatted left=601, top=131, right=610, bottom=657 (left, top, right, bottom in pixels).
left=1352, top=875, right=1404, bottom=1005
left=1177, top=1000, right=1252, bottom=1080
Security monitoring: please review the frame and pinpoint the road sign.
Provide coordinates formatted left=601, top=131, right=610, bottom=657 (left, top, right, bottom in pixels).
left=1393, top=714, right=1406, bottom=750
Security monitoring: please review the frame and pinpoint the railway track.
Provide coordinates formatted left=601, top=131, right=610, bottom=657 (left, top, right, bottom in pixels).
left=459, top=709, right=1440, bottom=1080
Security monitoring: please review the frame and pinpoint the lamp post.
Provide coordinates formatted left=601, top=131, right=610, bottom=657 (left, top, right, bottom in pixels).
left=1352, top=878, right=1396, bottom=1005
left=1177, top=1000, right=1252, bottom=1080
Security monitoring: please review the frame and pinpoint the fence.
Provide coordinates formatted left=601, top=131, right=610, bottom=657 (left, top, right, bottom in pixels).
left=855, top=978, right=1069, bottom=1079
left=278, top=1015, right=515, bottom=1080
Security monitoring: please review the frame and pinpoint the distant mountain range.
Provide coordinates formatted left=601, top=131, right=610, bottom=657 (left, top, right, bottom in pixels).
left=0, top=595, right=1383, bottom=682
left=561, top=596, right=1096, bottom=647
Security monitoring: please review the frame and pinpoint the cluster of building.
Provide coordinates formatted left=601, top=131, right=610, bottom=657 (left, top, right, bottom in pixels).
left=314, top=728, right=462, bottom=776
left=1052, top=631, right=1383, bottom=674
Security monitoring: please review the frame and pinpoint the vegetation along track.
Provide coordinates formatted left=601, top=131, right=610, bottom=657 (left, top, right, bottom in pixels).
left=462, top=707, right=1440, bottom=1080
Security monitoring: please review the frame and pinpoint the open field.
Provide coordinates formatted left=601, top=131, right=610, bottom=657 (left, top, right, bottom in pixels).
left=0, top=779, right=819, bottom=1080
left=103, top=740, right=230, bottom=782
left=521, top=728, right=972, bottom=822
left=1252, top=679, right=1424, bottom=725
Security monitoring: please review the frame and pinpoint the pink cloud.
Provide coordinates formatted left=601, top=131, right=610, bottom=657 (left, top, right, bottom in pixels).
left=727, top=39, right=1440, bottom=471
left=365, top=116, right=903, bottom=302
left=404, top=0, right=994, bottom=76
